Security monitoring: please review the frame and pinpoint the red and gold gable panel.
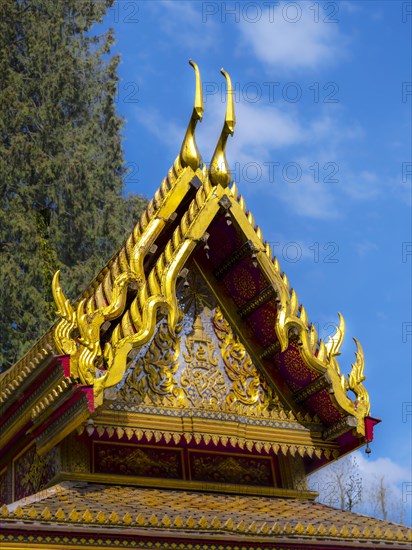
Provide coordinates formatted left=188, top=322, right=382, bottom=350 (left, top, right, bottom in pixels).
left=92, top=441, right=278, bottom=487
left=94, top=442, right=184, bottom=479
left=12, top=444, right=59, bottom=502
left=188, top=450, right=275, bottom=486
left=92, top=264, right=334, bottom=483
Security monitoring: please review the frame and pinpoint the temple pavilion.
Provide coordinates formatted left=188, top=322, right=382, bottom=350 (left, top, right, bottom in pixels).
left=1, top=61, right=411, bottom=549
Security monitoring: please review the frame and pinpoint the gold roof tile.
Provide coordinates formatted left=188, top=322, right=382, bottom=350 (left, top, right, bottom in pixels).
left=1, top=481, right=410, bottom=546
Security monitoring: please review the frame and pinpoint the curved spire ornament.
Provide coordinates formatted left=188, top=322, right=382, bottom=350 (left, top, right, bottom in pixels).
left=209, top=68, right=236, bottom=187
left=325, top=312, right=345, bottom=358
left=178, top=60, right=204, bottom=171
left=346, top=337, right=370, bottom=415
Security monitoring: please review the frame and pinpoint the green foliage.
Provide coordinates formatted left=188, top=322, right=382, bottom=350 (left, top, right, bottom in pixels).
left=0, top=0, right=147, bottom=370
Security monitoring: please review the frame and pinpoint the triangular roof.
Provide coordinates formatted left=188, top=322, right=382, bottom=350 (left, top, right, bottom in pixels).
left=0, top=62, right=377, bottom=465
left=1, top=61, right=401, bottom=549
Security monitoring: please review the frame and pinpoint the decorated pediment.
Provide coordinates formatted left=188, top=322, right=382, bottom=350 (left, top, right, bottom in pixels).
left=0, top=62, right=379, bottom=489
left=113, top=265, right=282, bottom=418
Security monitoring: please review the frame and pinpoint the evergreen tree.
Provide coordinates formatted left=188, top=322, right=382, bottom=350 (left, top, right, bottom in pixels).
left=0, top=0, right=147, bottom=371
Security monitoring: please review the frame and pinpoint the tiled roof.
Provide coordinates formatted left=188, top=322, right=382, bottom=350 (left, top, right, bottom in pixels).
left=1, top=482, right=411, bottom=548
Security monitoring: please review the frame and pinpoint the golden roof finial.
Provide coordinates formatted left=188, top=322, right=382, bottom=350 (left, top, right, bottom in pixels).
left=209, top=68, right=236, bottom=187
left=179, top=60, right=204, bottom=171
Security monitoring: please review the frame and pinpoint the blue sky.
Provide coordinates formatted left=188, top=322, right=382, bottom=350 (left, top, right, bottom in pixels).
left=96, top=0, right=411, bottom=520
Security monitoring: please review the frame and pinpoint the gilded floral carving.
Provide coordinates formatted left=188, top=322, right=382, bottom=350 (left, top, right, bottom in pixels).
left=181, top=314, right=226, bottom=407
left=118, top=321, right=185, bottom=406
left=118, top=267, right=279, bottom=416
left=213, top=307, right=275, bottom=411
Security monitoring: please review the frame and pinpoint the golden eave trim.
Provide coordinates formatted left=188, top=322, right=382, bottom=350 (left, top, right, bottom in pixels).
left=78, top=417, right=338, bottom=460
left=215, top=189, right=370, bottom=431
left=0, top=338, right=55, bottom=403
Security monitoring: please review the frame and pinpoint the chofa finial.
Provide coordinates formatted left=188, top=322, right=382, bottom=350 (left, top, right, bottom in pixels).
left=209, top=68, right=236, bottom=187
left=179, top=60, right=204, bottom=171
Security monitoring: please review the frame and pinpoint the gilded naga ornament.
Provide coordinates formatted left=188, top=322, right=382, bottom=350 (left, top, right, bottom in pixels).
left=345, top=338, right=370, bottom=416
left=51, top=61, right=206, bottom=405
left=52, top=269, right=141, bottom=387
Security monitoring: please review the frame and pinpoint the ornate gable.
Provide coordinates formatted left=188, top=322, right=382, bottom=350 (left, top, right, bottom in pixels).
left=115, top=265, right=278, bottom=415
left=0, top=62, right=380, bottom=507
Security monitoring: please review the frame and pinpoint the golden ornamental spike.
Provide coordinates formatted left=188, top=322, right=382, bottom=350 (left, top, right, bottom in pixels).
left=325, top=312, right=345, bottom=358
left=209, top=68, right=236, bottom=187
left=179, top=60, right=204, bottom=171
left=344, top=337, right=370, bottom=416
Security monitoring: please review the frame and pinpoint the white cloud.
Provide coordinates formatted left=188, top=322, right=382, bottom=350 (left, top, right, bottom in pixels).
left=341, top=170, right=412, bottom=204
left=239, top=3, right=348, bottom=71
left=355, top=452, right=410, bottom=486
left=222, top=101, right=304, bottom=157
left=217, top=103, right=367, bottom=219
left=263, top=233, right=336, bottom=264
left=132, top=106, right=184, bottom=151
left=339, top=1, right=362, bottom=14
left=354, top=240, right=379, bottom=257
left=146, top=1, right=219, bottom=52
left=355, top=452, right=412, bottom=525
left=371, top=10, right=384, bottom=22
left=196, top=99, right=341, bottom=219
left=376, top=311, right=388, bottom=322
left=342, top=170, right=381, bottom=201
left=277, top=174, right=341, bottom=219
left=306, top=114, right=364, bottom=146
left=196, top=97, right=305, bottom=168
